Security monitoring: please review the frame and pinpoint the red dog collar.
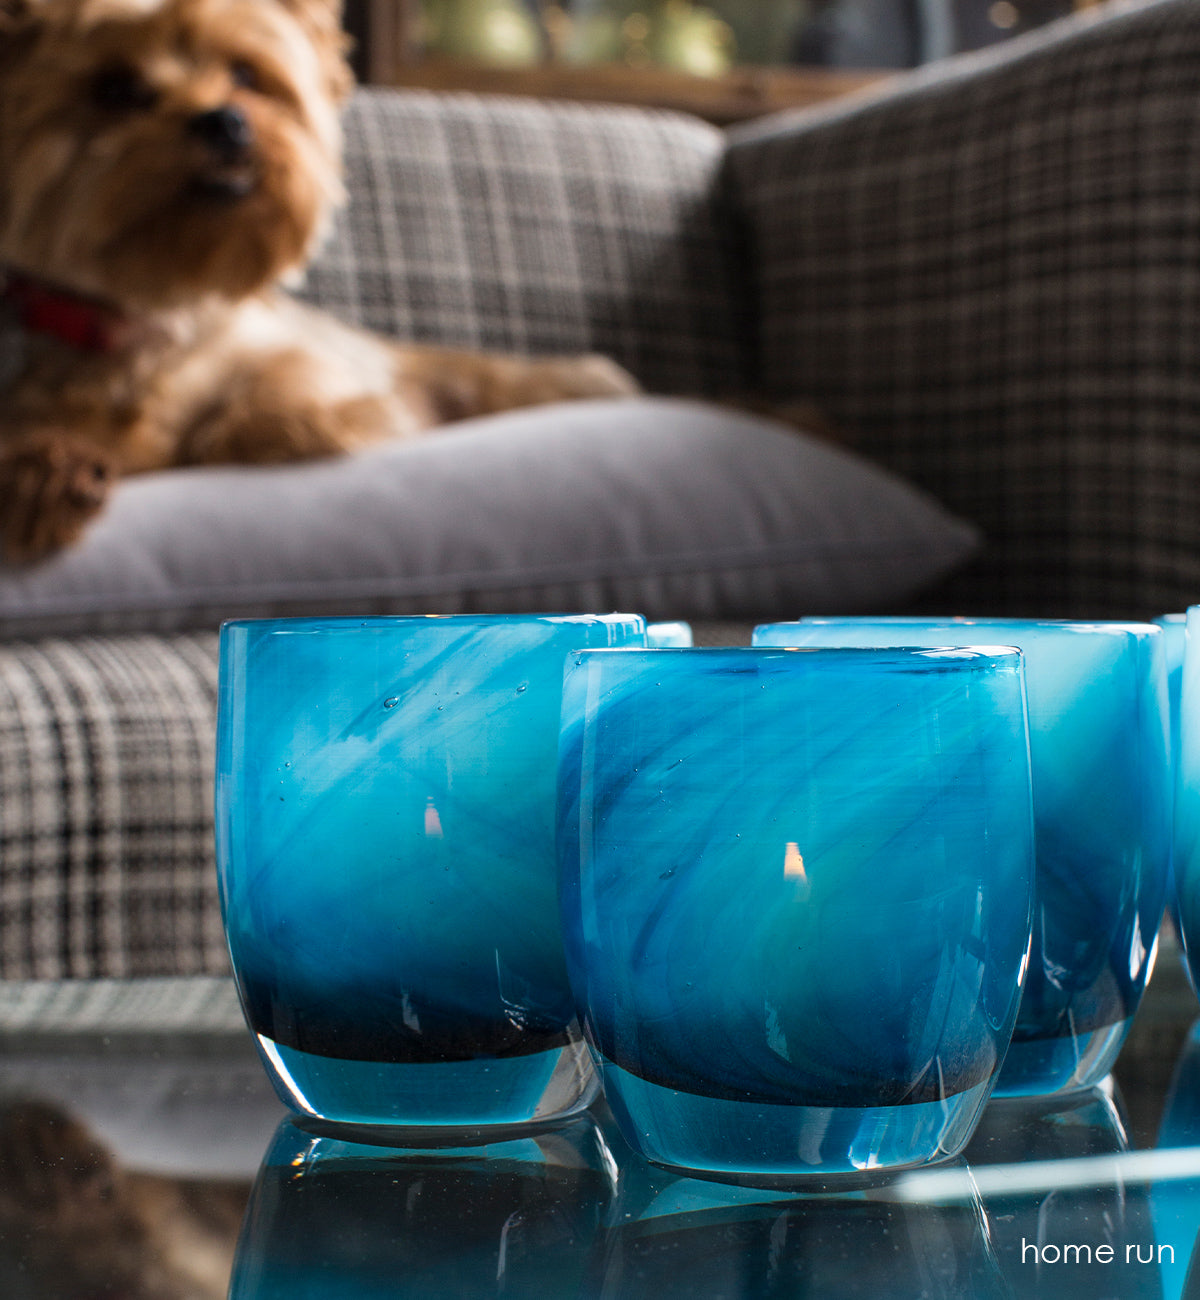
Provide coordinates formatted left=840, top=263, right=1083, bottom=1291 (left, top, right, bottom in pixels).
left=1, top=268, right=132, bottom=353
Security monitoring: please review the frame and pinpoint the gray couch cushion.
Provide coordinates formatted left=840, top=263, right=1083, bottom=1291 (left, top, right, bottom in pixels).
left=301, top=89, right=751, bottom=397
left=0, top=398, right=979, bottom=637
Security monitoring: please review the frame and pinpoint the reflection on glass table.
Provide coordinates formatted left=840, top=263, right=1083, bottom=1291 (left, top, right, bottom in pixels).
left=1154, top=1021, right=1200, bottom=1299
left=0, top=960, right=1198, bottom=1298
left=231, top=1116, right=618, bottom=1298
left=0, top=979, right=276, bottom=1300
left=228, top=1083, right=1169, bottom=1300
left=965, top=1086, right=1159, bottom=1299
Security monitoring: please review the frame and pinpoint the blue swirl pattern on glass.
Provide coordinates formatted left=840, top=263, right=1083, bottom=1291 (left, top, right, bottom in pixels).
left=558, top=647, right=1034, bottom=1177
left=1171, top=607, right=1200, bottom=999
left=756, top=619, right=1171, bottom=1097
left=1156, top=613, right=1186, bottom=940
left=216, top=613, right=644, bottom=1128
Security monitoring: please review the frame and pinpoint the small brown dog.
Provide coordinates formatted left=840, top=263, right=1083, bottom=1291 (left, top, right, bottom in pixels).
left=0, top=0, right=636, bottom=562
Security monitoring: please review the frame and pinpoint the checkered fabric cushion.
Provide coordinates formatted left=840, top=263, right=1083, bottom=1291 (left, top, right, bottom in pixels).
left=298, top=89, right=752, bottom=398
left=0, top=625, right=755, bottom=979
left=0, top=634, right=227, bottom=979
left=725, top=0, right=1200, bottom=617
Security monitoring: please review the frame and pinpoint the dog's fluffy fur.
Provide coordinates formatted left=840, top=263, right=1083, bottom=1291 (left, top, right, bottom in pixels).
left=0, top=0, right=636, bottom=561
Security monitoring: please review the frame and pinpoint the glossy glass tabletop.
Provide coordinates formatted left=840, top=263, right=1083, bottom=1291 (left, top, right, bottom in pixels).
left=2, top=934, right=1200, bottom=1299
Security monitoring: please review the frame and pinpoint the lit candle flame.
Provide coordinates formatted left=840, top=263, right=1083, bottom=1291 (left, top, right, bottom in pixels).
left=425, top=797, right=444, bottom=838
left=784, top=842, right=810, bottom=899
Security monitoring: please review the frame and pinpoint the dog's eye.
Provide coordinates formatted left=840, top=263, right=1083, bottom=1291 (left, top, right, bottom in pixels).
left=91, top=65, right=158, bottom=113
left=230, top=60, right=259, bottom=91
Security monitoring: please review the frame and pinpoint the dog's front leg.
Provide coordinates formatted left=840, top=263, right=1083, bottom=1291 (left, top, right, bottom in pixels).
left=0, top=430, right=115, bottom=563
left=175, top=351, right=405, bottom=465
left=397, top=348, right=640, bottom=424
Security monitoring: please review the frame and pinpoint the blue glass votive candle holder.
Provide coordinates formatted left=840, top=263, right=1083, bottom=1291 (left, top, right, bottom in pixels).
left=645, top=622, right=694, bottom=647
left=1170, top=607, right=1200, bottom=994
left=216, top=613, right=645, bottom=1131
left=755, top=619, right=1172, bottom=1097
left=557, top=647, right=1035, bottom=1180
left=1155, top=614, right=1187, bottom=757
left=1155, top=613, right=1186, bottom=938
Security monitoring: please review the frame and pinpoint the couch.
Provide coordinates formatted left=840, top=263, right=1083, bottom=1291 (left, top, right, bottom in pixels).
left=0, top=0, right=1195, bottom=979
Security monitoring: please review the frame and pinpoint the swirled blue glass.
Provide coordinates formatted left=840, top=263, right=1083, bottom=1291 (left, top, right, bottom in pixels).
left=756, top=619, right=1171, bottom=1096
left=558, top=646, right=1034, bottom=1178
left=216, top=613, right=644, bottom=1129
left=1170, top=607, right=1200, bottom=1001
left=1156, top=613, right=1186, bottom=940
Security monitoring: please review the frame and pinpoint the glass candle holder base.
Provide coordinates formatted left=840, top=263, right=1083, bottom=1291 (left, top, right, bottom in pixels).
left=255, top=1035, right=599, bottom=1130
left=992, top=1019, right=1130, bottom=1097
left=600, top=1059, right=995, bottom=1182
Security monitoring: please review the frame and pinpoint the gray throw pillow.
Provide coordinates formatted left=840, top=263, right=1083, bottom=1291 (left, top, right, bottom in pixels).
left=0, top=397, right=980, bottom=636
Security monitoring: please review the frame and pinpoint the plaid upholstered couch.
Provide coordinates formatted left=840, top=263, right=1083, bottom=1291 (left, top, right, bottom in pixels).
left=1, top=0, right=1198, bottom=979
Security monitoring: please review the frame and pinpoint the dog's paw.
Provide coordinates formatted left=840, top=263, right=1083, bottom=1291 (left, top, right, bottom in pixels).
left=527, top=354, right=640, bottom=402
left=0, top=433, right=114, bottom=563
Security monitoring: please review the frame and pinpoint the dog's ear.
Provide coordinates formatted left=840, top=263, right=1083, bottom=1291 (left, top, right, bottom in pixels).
left=277, top=0, right=354, bottom=99
left=275, top=0, right=344, bottom=43
left=278, top=0, right=343, bottom=20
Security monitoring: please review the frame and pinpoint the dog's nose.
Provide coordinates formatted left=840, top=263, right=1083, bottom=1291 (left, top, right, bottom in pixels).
left=188, top=106, right=253, bottom=157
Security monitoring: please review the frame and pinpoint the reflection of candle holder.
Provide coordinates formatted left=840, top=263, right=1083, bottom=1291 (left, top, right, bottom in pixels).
left=962, top=1087, right=1164, bottom=1300
left=230, top=1114, right=618, bottom=1298
left=1154, top=1020, right=1200, bottom=1299
left=1160, top=1022, right=1200, bottom=1149
left=587, top=1145, right=1009, bottom=1299
left=966, top=1080, right=1130, bottom=1165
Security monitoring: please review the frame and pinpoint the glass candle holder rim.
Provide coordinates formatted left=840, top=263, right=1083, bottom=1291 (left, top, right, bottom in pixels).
left=789, top=617, right=1163, bottom=638
left=219, top=612, right=647, bottom=637
left=567, top=644, right=1025, bottom=673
